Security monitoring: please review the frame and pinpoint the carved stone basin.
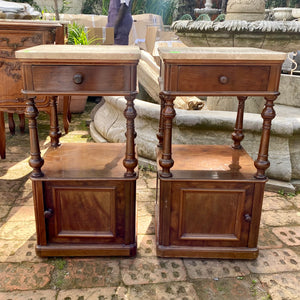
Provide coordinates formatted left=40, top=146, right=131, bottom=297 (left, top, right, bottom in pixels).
left=172, top=20, right=300, bottom=52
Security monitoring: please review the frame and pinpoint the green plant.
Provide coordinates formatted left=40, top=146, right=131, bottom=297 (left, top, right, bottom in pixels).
left=266, top=0, right=299, bottom=8
left=59, top=0, right=71, bottom=13
left=82, top=0, right=178, bottom=25
left=54, top=258, right=67, bottom=270
left=132, top=0, right=178, bottom=25
left=42, top=0, right=71, bottom=14
left=82, top=0, right=110, bottom=15
left=67, top=22, right=100, bottom=45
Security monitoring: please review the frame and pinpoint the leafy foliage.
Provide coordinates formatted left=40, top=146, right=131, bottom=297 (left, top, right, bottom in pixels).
left=132, top=0, right=178, bottom=25
left=82, top=0, right=110, bottom=15
left=82, top=0, right=178, bottom=25
left=67, top=22, right=100, bottom=45
left=265, top=0, right=299, bottom=8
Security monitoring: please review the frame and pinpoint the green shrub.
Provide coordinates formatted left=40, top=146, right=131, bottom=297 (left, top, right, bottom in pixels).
left=67, top=22, right=100, bottom=45
left=132, top=0, right=177, bottom=25
left=265, top=0, right=299, bottom=8
left=82, top=0, right=178, bottom=25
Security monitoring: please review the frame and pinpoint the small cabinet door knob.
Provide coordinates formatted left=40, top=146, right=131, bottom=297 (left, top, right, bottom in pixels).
left=44, top=209, right=54, bottom=219
left=244, top=214, right=252, bottom=222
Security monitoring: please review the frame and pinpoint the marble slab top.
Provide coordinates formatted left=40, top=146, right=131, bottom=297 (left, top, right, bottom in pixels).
left=15, top=44, right=141, bottom=61
left=158, top=47, right=287, bottom=61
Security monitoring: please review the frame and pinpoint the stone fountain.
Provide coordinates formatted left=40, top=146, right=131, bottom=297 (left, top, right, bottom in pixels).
left=194, top=0, right=221, bottom=20
left=173, top=0, right=300, bottom=53
left=90, top=1, right=300, bottom=191
left=172, top=0, right=300, bottom=114
left=172, top=19, right=300, bottom=53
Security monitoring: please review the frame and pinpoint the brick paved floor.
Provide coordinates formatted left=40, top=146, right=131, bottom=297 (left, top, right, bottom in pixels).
left=0, top=99, right=299, bottom=299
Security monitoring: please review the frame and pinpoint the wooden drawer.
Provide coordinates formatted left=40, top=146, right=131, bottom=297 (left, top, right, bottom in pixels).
left=164, top=64, right=273, bottom=93
left=160, top=62, right=283, bottom=96
left=178, top=65, right=270, bottom=92
left=25, top=64, right=135, bottom=94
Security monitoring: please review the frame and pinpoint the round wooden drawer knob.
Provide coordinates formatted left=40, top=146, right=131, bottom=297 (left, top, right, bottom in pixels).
left=219, top=75, right=229, bottom=84
left=73, top=73, right=84, bottom=84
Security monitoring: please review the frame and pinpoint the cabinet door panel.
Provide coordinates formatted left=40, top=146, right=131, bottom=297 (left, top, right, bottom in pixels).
left=53, top=187, right=116, bottom=238
left=44, top=181, right=126, bottom=244
left=178, top=188, right=244, bottom=241
left=169, top=181, right=254, bottom=247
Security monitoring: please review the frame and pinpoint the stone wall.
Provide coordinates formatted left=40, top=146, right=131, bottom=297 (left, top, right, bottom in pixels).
left=35, top=0, right=83, bottom=14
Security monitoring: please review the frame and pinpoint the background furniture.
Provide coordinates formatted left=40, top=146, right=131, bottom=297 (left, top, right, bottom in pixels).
left=16, top=45, right=140, bottom=257
left=156, top=47, right=286, bottom=259
left=0, top=20, right=67, bottom=159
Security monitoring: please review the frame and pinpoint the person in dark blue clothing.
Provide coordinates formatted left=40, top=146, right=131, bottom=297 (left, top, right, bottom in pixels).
left=106, top=0, right=133, bottom=45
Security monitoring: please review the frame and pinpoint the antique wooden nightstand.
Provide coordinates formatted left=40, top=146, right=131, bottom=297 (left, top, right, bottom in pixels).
left=16, top=45, right=140, bottom=257
left=156, top=47, right=286, bottom=259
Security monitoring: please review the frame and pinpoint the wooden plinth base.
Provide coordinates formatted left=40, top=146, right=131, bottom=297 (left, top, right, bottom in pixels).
left=156, top=245, right=258, bottom=259
left=156, top=145, right=266, bottom=259
left=36, top=243, right=137, bottom=257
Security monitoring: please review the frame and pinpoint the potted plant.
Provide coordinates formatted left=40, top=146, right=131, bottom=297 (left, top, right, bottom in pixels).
left=57, top=22, right=100, bottom=113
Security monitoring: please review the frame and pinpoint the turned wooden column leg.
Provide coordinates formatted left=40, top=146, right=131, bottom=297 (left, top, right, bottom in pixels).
left=157, top=92, right=166, bottom=149
left=123, top=94, right=137, bottom=177
left=25, top=97, right=44, bottom=178
left=0, top=111, right=6, bottom=159
left=229, top=149, right=242, bottom=173
left=49, top=96, right=61, bottom=148
left=8, top=113, right=15, bottom=135
left=254, top=95, right=277, bottom=179
left=62, top=95, right=71, bottom=134
left=232, top=96, right=247, bottom=149
left=159, top=94, right=176, bottom=178
left=19, top=114, right=25, bottom=134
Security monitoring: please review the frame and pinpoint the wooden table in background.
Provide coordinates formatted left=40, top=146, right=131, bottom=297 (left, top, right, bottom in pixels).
left=156, top=47, right=286, bottom=259
left=16, top=45, right=140, bottom=257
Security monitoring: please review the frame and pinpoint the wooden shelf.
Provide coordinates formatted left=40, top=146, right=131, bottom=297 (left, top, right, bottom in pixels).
left=158, top=145, right=260, bottom=182
left=39, top=143, right=135, bottom=180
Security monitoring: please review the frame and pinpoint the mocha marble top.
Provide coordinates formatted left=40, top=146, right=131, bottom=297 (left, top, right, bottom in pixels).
left=158, top=47, right=287, bottom=61
left=15, top=44, right=141, bottom=61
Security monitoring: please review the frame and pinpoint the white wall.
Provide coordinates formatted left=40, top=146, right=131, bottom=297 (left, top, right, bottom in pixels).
left=35, top=0, right=83, bottom=14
